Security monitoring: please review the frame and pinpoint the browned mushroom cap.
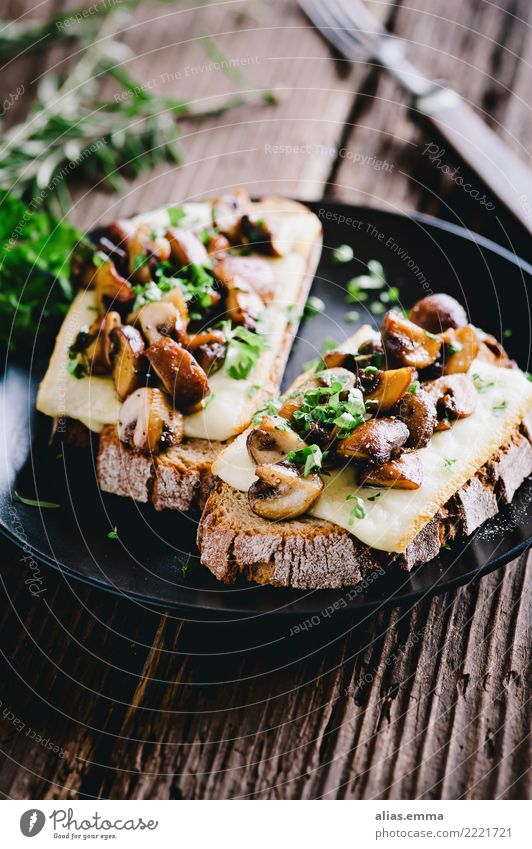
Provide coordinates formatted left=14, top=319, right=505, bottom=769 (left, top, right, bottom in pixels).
left=337, top=418, right=409, bottom=464
left=442, top=324, right=479, bottom=374
left=212, top=188, right=250, bottom=240
left=135, top=301, right=187, bottom=346
left=423, top=374, right=477, bottom=422
left=395, top=389, right=437, bottom=449
left=364, top=367, right=415, bottom=413
left=118, top=387, right=183, bottom=454
left=145, top=337, right=209, bottom=412
left=94, top=259, right=134, bottom=315
left=166, top=228, right=209, bottom=268
left=206, top=232, right=231, bottom=259
left=477, top=333, right=516, bottom=369
left=162, top=286, right=190, bottom=329
left=247, top=415, right=307, bottom=465
left=240, top=213, right=287, bottom=257
left=129, top=223, right=171, bottom=283
left=248, top=462, right=323, bottom=520
left=381, top=310, right=441, bottom=369
left=111, top=325, right=146, bottom=401
left=361, top=454, right=423, bottom=489
left=185, top=330, right=227, bottom=375
left=215, top=255, right=276, bottom=303
left=321, top=349, right=376, bottom=373
left=409, top=293, right=467, bottom=333
left=84, top=311, right=121, bottom=374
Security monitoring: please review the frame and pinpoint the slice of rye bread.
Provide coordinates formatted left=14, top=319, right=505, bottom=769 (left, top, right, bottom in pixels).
left=95, top=226, right=323, bottom=512
left=197, top=419, right=532, bottom=589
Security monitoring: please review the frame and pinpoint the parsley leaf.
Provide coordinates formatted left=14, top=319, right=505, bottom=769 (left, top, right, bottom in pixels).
left=346, top=494, right=366, bottom=522
left=167, top=206, right=186, bottom=227
left=107, top=526, right=119, bottom=540
left=472, top=373, right=495, bottom=393
left=286, top=444, right=323, bottom=476
left=332, top=244, right=354, bottom=264
left=224, top=325, right=270, bottom=380
left=443, top=456, right=457, bottom=469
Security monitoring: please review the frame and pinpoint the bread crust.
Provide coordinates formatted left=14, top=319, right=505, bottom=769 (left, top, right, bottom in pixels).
left=197, top=423, right=532, bottom=589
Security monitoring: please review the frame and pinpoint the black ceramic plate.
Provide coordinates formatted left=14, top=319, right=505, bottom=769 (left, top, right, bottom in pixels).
left=1, top=202, right=531, bottom=620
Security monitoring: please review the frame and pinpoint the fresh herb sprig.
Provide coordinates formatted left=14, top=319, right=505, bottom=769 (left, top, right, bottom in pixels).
left=0, top=8, right=275, bottom=213
left=0, top=191, right=82, bottom=352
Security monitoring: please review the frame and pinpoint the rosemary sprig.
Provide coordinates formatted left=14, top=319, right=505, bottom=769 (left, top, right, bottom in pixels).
left=0, top=6, right=275, bottom=213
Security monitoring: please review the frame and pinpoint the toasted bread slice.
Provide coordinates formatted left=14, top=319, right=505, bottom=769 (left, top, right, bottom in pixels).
left=197, top=422, right=532, bottom=588
left=93, top=197, right=323, bottom=509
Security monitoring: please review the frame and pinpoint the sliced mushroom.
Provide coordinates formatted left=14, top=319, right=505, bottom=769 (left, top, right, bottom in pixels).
left=118, top=387, right=183, bottom=454
left=136, top=301, right=187, bottom=346
left=94, top=259, right=134, bottom=315
left=423, top=374, right=477, bottom=422
left=214, top=255, right=276, bottom=303
left=395, top=388, right=437, bottom=449
left=477, top=333, right=515, bottom=369
left=206, top=232, right=231, bottom=259
left=361, top=454, right=423, bottom=489
left=212, top=188, right=250, bottom=241
left=337, top=417, right=409, bottom=464
left=381, top=310, right=441, bottom=369
left=185, top=330, right=227, bottom=375
left=166, top=227, right=209, bottom=268
left=409, top=293, right=467, bottom=333
left=364, top=366, right=415, bottom=413
left=321, top=349, right=376, bottom=373
left=111, top=325, right=146, bottom=401
left=442, top=324, right=479, bottom=374
left=247, top=415, right=307, bottom=465
left=240, top=213, right=287, bottom=257
left=225, top=288, right=264, bottom=329
left=129, top=223, right=171, bottom=283
left=145, top=337, right=209, bottom=412
left=84, top=311, right=121, bottom=374
left=248, top=461, right=323, bottom=520
left=162, top=286, right=190, bottom=330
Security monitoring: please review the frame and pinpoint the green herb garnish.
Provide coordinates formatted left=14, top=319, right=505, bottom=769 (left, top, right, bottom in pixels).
left=332, top=244, right=354, bottom=264
left=346, top=494, right=366, bottom=522
left=107, top=526, right=119, bottom=541
left=443, top=456, right=457, bottom=469
left=167, top=206, right=186, bottom=227
left=492, top=400, right=508, bottom=415
left=14, top=491, right=60, bottom=509
left=0, top=191, right=82, bottom=353
left=408, top=380, right=420, bottom=394
left=252, top=397, right=283, bottom=423
left=304, top=295, right=325, bottom=318
left=286, top=444, right=323, bottom=476
left=223, top=325, right=270, bottom=380
left=472, top=373, right=495, bottom=393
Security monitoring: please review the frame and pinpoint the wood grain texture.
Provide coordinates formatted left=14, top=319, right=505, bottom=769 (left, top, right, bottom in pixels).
left=0, top=0, right=530, bottom=800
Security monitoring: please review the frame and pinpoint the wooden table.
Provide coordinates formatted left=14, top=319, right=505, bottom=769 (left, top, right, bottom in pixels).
left=1, top=0, right=530, bottom=800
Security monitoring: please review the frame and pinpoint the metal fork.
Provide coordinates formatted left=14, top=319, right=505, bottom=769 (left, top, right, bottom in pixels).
left=300, top=0, right=532, bottom=234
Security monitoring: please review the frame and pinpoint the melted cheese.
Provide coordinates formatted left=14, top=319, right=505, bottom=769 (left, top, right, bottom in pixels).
left=37, top=200, right=321, bottom=441
left=213, top=359, right=532, bottom=553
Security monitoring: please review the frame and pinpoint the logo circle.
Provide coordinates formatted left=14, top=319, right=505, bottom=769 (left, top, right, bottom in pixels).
left=20, top=810, right=46, bottom=837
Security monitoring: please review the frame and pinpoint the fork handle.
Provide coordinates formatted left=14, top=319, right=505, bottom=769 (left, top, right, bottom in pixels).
left=414, top=87, right=532, bottom=235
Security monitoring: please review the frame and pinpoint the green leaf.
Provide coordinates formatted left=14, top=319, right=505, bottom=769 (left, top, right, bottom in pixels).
left=286, top=444, right=323, bottom=476
left=14, top=491, right=60, bottom=509
left=346, top=494, right=366, bottom=522
left=107, top=527, right=119, bottom=541
left=332, top=244, right=354, bottom=264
